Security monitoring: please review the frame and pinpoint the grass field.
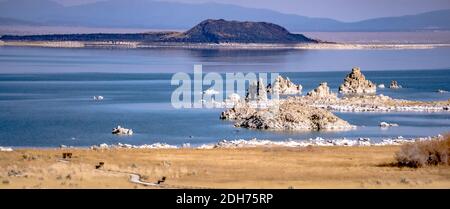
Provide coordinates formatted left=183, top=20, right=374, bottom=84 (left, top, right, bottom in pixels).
left=0, top=146, right=449, bottom=189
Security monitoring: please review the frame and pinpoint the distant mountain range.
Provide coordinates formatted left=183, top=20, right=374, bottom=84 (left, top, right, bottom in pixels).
left=0, top=19, right=318, bottom=44
left=0, top=0, right=449, bottom=32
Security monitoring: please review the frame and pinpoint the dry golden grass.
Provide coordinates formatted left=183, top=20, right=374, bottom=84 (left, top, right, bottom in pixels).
left=0, top=146, right=449, bottom=189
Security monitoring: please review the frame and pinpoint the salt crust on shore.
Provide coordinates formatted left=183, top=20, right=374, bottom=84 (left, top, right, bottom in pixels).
left=0, top=146, right=13, bottom=152
left=85, top=135, right=442, bottom=150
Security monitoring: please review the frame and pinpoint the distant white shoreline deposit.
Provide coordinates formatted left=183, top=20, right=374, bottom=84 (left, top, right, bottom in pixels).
left=82, top=135, right=442, bottom=150
left=1, top=40, right=450, bottom=50
left=0, top=135, right=443, bottom=152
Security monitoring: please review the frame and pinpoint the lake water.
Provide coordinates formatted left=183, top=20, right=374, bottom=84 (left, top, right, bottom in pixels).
left=0, top=46, right=449, bottom=147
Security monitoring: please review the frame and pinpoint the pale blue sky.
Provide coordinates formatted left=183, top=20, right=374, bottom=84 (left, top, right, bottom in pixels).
left=33, top=0, right=450, bottom=21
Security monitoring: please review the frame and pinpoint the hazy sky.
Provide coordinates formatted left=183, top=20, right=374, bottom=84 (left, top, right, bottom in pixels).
left=47, top=0, right=450, bottom=21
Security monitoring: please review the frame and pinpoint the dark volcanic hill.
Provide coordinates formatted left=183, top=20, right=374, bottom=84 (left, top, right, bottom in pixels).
left=167, top=19, right=317, bottom=43
left=0, top=19, right=317, bottom=44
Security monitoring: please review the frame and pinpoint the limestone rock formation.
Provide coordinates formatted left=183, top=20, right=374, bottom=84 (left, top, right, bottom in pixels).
left=267, top=76, right=302, bottom=95
left=379, top=122, right=399, bottom=127
left=226, top=93, right=241, bottom=103
left=93, top=96, right=104, bottom=101
left=245, top=78, right=268, bottom=102
left=338, top=67, right=376, bottom=94
left=203, top=88, right=220, bottom=95
left=306, top=82, right=338, bottom=100
left=112, top=125, right=133, bottom=135
left=390, top=80, right=402, bottom=89
left=220, top=102, right=256, bottom=120
left=221, top=99, right=354, bottom=131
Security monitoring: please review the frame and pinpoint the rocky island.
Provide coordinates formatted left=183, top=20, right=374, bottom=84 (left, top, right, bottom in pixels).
left=245, top=78, right=269, bottom=102
left=221, top=98, right=355, bottom=131
left=338, top=67, right=376, bottom=94
left=390, top=80, right=402, bottom=89
left=222, top=77, right=355, bottom=131
left=0, top=19, right=318, bottom=48
left=220, top=68, right=450, bottom=132
left=112, top=125, right=133, bottom=135
left=267, top=75, right=302, bottom=95
left=306, top=82, right=338, bottom=101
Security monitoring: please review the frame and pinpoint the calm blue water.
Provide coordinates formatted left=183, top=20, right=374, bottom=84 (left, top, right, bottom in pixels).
left=0, top=46, right=449, bottom=147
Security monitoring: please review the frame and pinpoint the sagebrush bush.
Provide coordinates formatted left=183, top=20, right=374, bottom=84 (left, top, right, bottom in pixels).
left=395, top=135, right=449, bottom=168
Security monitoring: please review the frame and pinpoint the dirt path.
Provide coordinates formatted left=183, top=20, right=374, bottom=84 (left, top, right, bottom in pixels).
left=101, top=168, right=212, bottom=189
left=99, top=168, right=162, bottom=187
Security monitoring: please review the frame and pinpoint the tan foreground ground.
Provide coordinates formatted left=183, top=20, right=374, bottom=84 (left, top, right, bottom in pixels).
left=0, top=146, right=449, bottom=189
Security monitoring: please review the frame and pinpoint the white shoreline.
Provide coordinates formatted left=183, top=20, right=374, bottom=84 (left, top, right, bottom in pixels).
left=1, top=135, right=443, bottom=152
left=82, top=135, right=442, bottom=150
left=1, top=40, right=450, bottom=50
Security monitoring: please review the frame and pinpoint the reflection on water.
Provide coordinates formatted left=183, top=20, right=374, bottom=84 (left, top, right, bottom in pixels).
left=1, top=46, right=450, bottom=73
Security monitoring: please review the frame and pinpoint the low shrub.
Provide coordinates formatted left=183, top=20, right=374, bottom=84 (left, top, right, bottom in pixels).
left=395, top=135, right=449, bottom=168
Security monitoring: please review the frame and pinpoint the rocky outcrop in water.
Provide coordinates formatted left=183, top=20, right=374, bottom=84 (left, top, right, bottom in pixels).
left=220, top=66, right=450, bottom=133
left=390, top=80, right=402, bottom=89
left=221, top=99, right=355, bottom=131
left=267, top=76, right=302, bottom=95
left=379, top=122, right=399, bottom=127
left=112, top=126, right=133, bottom=135
left=93, top=96, right=104, bottom=101
left=227, top=93, right=241, bottom=103
left=220, top=102, right=256, bottom=120
left=245, top=78, right=268, bottom=102
left=338, top=67, right=376, bottom=94
left=306, top=82, right=338, bottom=101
